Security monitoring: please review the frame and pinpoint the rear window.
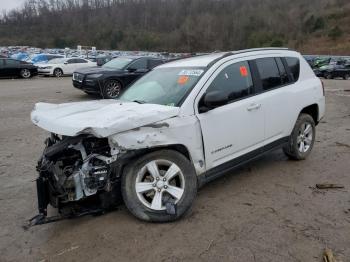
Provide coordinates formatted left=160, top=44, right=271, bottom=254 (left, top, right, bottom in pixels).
left=285, top=57, right=300, bottom=82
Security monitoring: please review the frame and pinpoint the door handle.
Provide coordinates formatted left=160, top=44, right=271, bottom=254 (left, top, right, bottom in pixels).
left=247, top=103, right=261, bottom=111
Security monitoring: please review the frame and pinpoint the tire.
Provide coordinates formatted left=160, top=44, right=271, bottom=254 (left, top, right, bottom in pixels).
left=344, top=74, right=350, bottom=80
left=53, top=68, right=63, bottom=77
left=283, top=113, right=316, bottom=160
left=122, top=150, right=197, bottom=222
left=324, top=72, right=333, bottom=79
left=20, top=69, right=31, bottom=78
left=102, top=79, right=122, bottom=99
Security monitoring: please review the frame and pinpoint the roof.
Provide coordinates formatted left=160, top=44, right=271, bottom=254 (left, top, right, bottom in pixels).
left=159, top=48, right=297, bottom=68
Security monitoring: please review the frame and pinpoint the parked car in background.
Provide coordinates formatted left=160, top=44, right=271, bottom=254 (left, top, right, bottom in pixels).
left=0, top=58, right=38, bottom=78
left=36, top=58, right=96, bottom=77
left=321, top=63, right=350, bottom=80
left=314, top=59, right=350, bottom=79
left=88, top=55, right=113, bottom=66
left=30, top=53, right=64, bottom=64
left=72, top=56, right=164, bottom=98
left=10, top=52, right=30, bottom=61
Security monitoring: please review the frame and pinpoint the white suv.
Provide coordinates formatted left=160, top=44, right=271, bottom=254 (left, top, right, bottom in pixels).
left=31, top=48, right=325, bottom=223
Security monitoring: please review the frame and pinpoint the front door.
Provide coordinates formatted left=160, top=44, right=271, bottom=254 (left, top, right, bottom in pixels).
left=197, top=60, right=265, bottom=169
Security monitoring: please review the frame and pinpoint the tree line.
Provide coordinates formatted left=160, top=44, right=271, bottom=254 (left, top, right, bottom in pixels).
left=0, top=0, right=348, bottom=53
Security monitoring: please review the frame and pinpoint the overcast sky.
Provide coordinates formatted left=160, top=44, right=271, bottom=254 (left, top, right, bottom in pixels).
left=0, top=0, right=26, bottom=12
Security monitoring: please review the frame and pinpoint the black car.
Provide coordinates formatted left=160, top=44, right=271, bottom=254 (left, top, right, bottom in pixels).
left=317, top=63, right=350, bottom=80
left=0, top=58, right=38, bottom=78
left=73, top=56, right=164, bottom=98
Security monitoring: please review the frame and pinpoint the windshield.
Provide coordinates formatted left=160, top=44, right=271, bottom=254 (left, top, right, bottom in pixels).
left=102, top=57, right=133, bottom=69
left=49, top=58, right=66, bottom=64
left=119, top=67, right=205, bottom=106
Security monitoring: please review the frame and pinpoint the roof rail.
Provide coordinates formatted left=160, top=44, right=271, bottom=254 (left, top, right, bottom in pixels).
left=207, top=47, right=291, bottom=68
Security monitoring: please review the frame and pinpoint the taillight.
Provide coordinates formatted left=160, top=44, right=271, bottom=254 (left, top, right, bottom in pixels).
left=321, top=80, right=325, bottom=96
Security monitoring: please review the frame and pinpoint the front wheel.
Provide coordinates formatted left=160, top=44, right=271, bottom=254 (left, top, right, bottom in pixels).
left=20, top=69, right=31, bottom=78
left=343, top=74, right=350, bottom=80
left=53, top=68, right=63, bottom=77
left=283, top=113, right=316, bottom=160
left=102, top=80, right=122, bottom=99
left=121, top=150, right=197, bottom=222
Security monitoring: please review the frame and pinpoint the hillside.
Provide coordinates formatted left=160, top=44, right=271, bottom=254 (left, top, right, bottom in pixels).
left=0, top=0, right=349, bottom=54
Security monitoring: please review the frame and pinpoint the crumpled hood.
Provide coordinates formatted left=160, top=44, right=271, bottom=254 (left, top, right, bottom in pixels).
left=31, top=100, right=180, bottom=137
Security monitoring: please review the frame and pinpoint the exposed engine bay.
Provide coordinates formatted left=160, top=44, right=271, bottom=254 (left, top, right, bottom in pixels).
left=28, top=134, right=123, bottom=227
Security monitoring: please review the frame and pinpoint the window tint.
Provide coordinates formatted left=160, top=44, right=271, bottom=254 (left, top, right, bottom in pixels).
left=275, top=58, right=290, bottom=85
left=0, top=59, right=4, bottom=68
left=206, top=61, right=253, bottom=103
left=148, top=59, right=163, bottom=69
left=5, top=59, right=19, bottom=67
left=67, top=59, right=75, bottom=64
left=128, top=58, right=147, bottom=70
left=285, top=57, right=300, bottom=82
left=256, top=58, right=281, bottom=91
left=75, top=59, right=88, bottom=63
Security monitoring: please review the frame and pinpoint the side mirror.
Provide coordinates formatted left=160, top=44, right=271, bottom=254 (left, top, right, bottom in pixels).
left=64, top=61, right=68, bottom=64
left=199, top=91, right=228, bottom=113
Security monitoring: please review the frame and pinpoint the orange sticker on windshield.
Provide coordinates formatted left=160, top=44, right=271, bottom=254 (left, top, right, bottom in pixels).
left=240, top=66, right=248, bottom=77
left=178, top=75, right=189, bottom=85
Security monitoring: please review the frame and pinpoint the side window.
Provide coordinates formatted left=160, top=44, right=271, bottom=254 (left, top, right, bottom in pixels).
left=206, top=61, right=253, bottom=103
left=0, top=59, right=4, bottom=68
left=275, top=58, right=290, bottom=85
left=67, top=59, right=75, bottom=64
left=285, top=57, right=300, bottom=82
left=5, top=59, right=19, bottom=67
left=148, top=59, right=163, bottom=69
left=128, top=58, right=147, bottom=70
left=256, top=58, right=281, bottom=91
left=75, top=59, right=88, bottom=63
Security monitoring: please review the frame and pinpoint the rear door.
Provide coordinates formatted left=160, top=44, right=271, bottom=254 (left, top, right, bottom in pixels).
left=254, top=57, right=295, bottom=146
left=196, top=60, right=265, bottom=169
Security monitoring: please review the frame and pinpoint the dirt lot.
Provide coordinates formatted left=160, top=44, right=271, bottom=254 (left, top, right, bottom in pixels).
left=0, top=77, right=349, bottom=262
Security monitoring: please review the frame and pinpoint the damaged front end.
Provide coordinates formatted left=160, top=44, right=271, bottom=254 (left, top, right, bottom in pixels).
left=27, top=133, right=122, bottom=227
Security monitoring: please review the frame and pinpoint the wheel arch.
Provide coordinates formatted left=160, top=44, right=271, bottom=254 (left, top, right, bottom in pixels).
left=116, top=144, right=193, bottom=179
left=104, top=77, right=123, bottom=87
left=53, top=67, right=63, bottom=75
left=300, top=104, right=319, bottom=125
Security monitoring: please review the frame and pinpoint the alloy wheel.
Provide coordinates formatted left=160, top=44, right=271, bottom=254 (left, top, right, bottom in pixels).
left=297, top=122, right=313, bottom=153
left=105, top=80, right=121, bottom=98
left=135, top=159, right=185, bottom=211
left=21, top=69, right=31, bottom=78
left=54, top=69, right=62, bottom=77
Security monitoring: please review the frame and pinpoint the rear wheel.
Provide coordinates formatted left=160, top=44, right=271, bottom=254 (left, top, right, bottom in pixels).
left=283, top=114, right=316, bottom=160
left=103, top=80, right=122, bottom=99
left=122, top=150, right=197, bottom=222
left=20, top=69, right=31, bottom=78
left=53, top=68, right=63, bottom=77
left=324, top=72, right=333, bottom=79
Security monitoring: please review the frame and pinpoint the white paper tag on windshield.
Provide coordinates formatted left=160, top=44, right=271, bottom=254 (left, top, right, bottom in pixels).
left=178, top=69, right=204, bottom=76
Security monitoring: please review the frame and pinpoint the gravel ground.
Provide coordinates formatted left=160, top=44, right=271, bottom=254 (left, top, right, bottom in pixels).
left=0, top=77, right=349, bottom=262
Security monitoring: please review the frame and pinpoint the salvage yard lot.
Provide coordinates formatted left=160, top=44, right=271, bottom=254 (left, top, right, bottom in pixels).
left=0, top=77, right=349, bottom=261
